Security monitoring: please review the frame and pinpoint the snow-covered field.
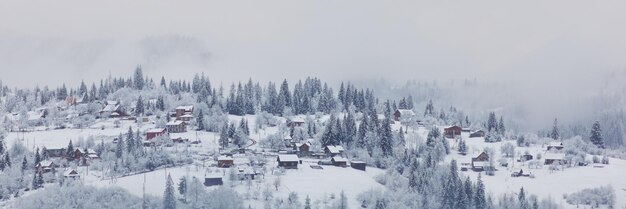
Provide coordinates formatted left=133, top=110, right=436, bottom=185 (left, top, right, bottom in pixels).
left=447, top=133, right=626, bottom=209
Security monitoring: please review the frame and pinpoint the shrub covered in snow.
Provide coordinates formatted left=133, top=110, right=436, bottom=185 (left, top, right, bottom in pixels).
left=565, top=185, right=615, bottom=208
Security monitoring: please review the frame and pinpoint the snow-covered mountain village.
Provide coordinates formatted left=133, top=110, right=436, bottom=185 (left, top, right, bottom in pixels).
left=3, top=1, right=626, bottom=209
left=0, top=68, right=624, bottom=209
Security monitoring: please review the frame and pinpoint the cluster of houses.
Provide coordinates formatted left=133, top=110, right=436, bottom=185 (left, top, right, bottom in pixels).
left=34, top=147, right=101, bottom=180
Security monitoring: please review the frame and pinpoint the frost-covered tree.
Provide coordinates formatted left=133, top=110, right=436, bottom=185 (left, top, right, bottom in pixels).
left=196, top=109, right=205, bottom=131
left=589, top=120, right=604, bottom=148
left=474, top=174, right=486, bottom=209
left=178, top=176, right=187, bottom=203
left=219, top=123, right=229, bottom=148
left=134, top=65, right=144, bottom=90
left=126, top=127, right=134, bottom=154
left=66, top=140, right=74, bottom=160
left=550, top=118, right=560, bottom=140
left=135, top=96, right=144, bottom=116
left=164, top=174, right=176, bottom=209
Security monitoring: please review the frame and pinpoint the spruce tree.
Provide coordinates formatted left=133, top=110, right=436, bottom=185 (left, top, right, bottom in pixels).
left=34, top=148, right=41, bottom=166
left=135, top=96, right=144, bottom=116
left=4, top=154, right=10, bottom=167
left=550, top=118, right=560, bottom=140
left=66, top=140, right=74, bottom=160
left=196, top=109, right=205, bottom=131
left=590, top=120, right=604, bottom=148
left=178, top=176, right=187, bottom=203
left=304, top=195, right=312, bottom=209
left=164, top=174, right=177, bottom=209
left=126, top=127, right=135, bottom=154
left=21, top=156, right=27, bottom=174
left=519, top=187, right=529, bottom=209
left=134, top=66, right=144, bottom=90
left=474, top=174, right=486, bottom=209
left=220, top=123, right=229, bottom=148
left=116, top=133, right=124, bottom=159
left=32, top=172, right=39, bottom=189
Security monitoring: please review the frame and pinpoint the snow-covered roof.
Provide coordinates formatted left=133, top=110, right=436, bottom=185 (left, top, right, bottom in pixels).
left=326, top=145, right=344, bottom=154
left=176, top=105, right=194, bottom=112
left=395, top=109, right=415, bottom=116
left=63, top=169, right=80, bottom=177
left=146, top=128, right=166, bottom=133
left=277, top=154, right=299, bottom=162
left=472, top=161, right=490, bottom=167
left=101, top=104, right=120, bottom=112
left=218, top=156, right=234, bottom=161
left=181, top=115, right=193, bottom=118
left=290, top=117, right=306, bottom=123
left=166, top=121, right=184, bottom=126
left=38, top=160, right=54, bottom=167
left=332, top=157, right=348, bottom=162
left=106, top=101, right=118, bottom=105
left=548, top=141, right=563, bottom=147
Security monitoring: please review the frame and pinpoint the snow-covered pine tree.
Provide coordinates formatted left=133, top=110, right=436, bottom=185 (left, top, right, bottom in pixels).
left=164, top=174, right=177, bottom=209
left=487, top=112, right=497, bottom=132
left=474, top=174, right=486, bottom=209
left=134, top=65, right=144, bottom=90
left=356, top=114, right=369, bottom=149
left=518, top=187, right=529, bottom=209
left=497, top=116, right=505, bottom=136
left=34, top=147, right=41, bottom=166
left=550, top=118, right=560, bottom=140
left=178, top=176, right=187, bottom=203
left=220, top=123, right=229, bottom=148
left=115, top=133, right=124, bottom=159
left=126, top=127, right=134, bottom=154
left=379, top=102, right=394, bottom=156
left=135, top=96, right=144, bottom=116
left=196, top=109, right=205, bottom=131
left=590, top=120, right=604, bottom=148
left=66, top=140, right=74, bottom=160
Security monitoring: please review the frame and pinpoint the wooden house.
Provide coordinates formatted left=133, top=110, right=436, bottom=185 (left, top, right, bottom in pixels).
left=287, top=117, right=306, bottom=128
left=99, top=101, right=128, bottom=118
left=294, top=142, right=311, bottom=155
left=331, top=157, right=348, bottom=167
left=175, top=105, right=194, bottom=121
left=217, top=156, right=235, bottom=168
left=470, top=130, right=485, bottom=138
left=146, top=128, right=168, bottom=140
left=63, top=169, right=80, bottom=179
left=45, top=147, right=67, bottom=158
left=471, top=152, right=490, bottom=170
left=350, top=161, right=366, bottom=171
left=277, top=154, right=300, bottom=169
left=393, top=109, right=415, bottom=122
left=35, top=161, right=56, bottom=173
left=166, top=121, right=186, bottom=133
left=324, top=145, right=344, bottom=157
left=444, top=125, right=463, bottom=138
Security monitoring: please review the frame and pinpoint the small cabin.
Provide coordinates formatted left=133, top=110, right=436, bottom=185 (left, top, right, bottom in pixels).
left=471, top=152, right=490, bottom=170
left=331, top=157, right=348, bottom=167
left=394, top=109, right=416, bottom=122
left=294, top=142, right=311, bottom=155
left=35, top=161, right=56, bottom=173
left=204, top=177, right=223, bottom=187
left=350, top=161, right=366, bottom=171
left=469, top=130, right=485, bottom=138
left=146, top=128, right=168, bottom=140
left=287, top=117, right=305, bottom=128
left=277, top=154, right=300, bottom=169
left=324, top=145, right=344, bottom=157
left=217, top=156, right=235, bottom=168
left=444, top=126, right=463, bottom=138
left=63, top=169, right=80, bottom=179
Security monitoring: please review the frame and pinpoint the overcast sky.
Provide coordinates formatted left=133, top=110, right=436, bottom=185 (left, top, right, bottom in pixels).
left=1, top=0, right=625, bottom=89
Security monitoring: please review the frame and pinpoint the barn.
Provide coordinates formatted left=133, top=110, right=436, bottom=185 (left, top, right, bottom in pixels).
left=324, top=145, right=344, bottom=157
left=277, top=154, right=300, bottom=169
